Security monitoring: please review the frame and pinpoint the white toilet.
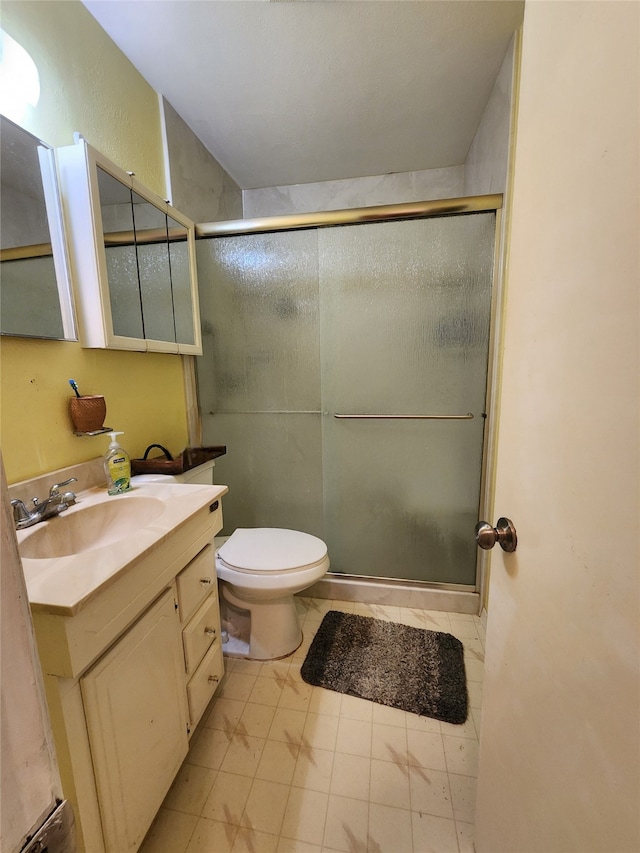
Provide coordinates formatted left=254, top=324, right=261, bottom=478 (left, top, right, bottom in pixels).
left=216, top=528, right=330, bottom=660
left=131, top=465, right=328, bottom=660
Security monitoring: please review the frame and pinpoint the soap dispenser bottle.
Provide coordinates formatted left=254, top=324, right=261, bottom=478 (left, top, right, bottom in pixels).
left=104, top=431, right=132, bottom=495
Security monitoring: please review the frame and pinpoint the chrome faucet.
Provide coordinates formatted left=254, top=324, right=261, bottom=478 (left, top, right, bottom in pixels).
left=11, top=478, right=78, bottom=530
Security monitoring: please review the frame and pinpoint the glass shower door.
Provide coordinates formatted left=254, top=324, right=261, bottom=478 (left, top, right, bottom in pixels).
left=319, top=213, right=495, bottom=585
left=195, top=230, right=325, bottom=537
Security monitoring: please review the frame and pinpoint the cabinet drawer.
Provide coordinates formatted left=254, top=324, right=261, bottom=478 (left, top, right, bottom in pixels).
left=187, top=641, right=224, bottom=729
left=176, top=544, right=216, bottom=622
left=183, top=593, right=221, bottom=675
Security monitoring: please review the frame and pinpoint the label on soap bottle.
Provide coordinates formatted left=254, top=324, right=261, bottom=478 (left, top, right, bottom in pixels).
left=108, top=455, right=131, bottom=494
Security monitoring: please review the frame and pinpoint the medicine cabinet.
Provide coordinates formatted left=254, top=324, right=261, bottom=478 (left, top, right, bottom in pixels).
left=0, top=115, right=76, bottom=340
left=56, top=138, right=202, bottom=354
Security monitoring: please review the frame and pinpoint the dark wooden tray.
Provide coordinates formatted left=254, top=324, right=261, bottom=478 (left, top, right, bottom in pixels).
left=131, top=445, right=226, bottom=475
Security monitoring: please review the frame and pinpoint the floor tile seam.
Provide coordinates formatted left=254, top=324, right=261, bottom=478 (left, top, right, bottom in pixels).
left=196, top=812, right=245, bottom=838
left=152, top=805, right=203, bottom=853
left=180, top=758, right=222, bottom=776
left=286, top=773, right=334, bottom=797
left=408, top=766, right=456, bottom=823
left=235, top=775, right=292, bottom=840
left=246, top=693, right=286, bottom=711
left=452, top=814, right=475, bottom=851
left=439, top=730, right=479, bottom=744
left=265, top=717, right=314, bottom=749
left=358, top=750, right=452, bottom=775
left=368, top=794, right=413, bottom=814
left=319, top=792, right=371, bottom=853
left=369, top=752, right=438, bottom=770
left=371, top=718, right=409, bottom=731
left=276, top=784, right=330, bottom=847
left=442, top=760, right=479, bottom=779
left=157, top=802, right=206, bottom=823
left=339, top=798, right=460, bottom=852
left=332, top=746, right=373, bottom=761
left=409, top=806, right=460, bottom=819
left=442, top=731, right=478, bottom=744
left=166, top=784, right=220, bottom=819
left=446, top=770, right=478, bottom=782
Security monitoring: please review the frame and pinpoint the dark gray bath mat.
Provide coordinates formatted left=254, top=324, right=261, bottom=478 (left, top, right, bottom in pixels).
left=300, top=610, right=468, bottom=724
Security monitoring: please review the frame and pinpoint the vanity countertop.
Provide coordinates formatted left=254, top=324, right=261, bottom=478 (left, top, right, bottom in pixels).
left=18, top=482, right=227, bottom=616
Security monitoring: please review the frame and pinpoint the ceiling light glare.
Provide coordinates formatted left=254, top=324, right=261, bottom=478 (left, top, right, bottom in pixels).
left=0, top=29, right=41, bottom=124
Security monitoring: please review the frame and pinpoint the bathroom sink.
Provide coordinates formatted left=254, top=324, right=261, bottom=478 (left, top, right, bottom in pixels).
left=17, top=480, right=227, bottom=616
left=18, top=495, right=165, bottom=559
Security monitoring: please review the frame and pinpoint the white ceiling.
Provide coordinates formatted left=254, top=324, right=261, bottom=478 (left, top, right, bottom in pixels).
left=82, top=0, right=524, bottom=190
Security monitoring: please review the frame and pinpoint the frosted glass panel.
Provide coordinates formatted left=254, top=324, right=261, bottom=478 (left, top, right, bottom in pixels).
left=196, top=231, right=320, bottom=414
left=201, top=412, right=323, bottom=538
left=319, top=215, right=494, bottom=415
left=319, top=214, right=495, bottom=584
left=322, top=417, right=483, bottom=584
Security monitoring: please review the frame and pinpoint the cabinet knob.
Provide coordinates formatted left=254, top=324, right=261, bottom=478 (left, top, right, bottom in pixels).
left=208, top=675, right=219, bottom=685
left=204, top=627, right=217, bottom=638
left=200, top=577, right=213, bottom=586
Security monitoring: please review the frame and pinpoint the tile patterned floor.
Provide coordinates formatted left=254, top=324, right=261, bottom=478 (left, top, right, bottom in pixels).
left=140, top=597, right=485, bottom=853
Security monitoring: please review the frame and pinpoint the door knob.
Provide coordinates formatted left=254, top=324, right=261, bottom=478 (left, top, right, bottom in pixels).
left=475, top=518, right=517, bottom=552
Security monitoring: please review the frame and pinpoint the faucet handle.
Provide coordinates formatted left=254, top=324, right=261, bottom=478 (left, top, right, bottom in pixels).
left=11, top=499, right=31, bottom=525
left=49, top=477, right=77, bottom=497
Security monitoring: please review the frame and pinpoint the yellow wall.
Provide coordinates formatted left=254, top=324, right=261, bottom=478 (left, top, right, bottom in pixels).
left=1, top=1, right=189, bottom=483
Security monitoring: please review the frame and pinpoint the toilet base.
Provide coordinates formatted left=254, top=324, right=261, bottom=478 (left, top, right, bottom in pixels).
left=219, top=581, right=303, bottom=660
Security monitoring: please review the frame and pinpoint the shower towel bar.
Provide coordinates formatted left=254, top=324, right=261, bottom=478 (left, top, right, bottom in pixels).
left=333, top=413, right=474, bottom=420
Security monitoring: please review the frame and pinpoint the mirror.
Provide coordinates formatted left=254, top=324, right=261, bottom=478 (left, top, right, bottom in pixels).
left=131, top=189, right=176, bottom=343
left=98, top=165, right=144, bottom=340
left=0, top=115, right=76, bottom=340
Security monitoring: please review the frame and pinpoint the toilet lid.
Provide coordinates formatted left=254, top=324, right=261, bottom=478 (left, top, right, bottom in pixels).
left=218, top=528, right=328, bottom=573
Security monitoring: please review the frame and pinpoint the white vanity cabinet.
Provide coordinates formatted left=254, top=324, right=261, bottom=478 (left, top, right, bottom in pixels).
left=56, top=138, right=202, bottom=354
left=26, top=484, right=227, bottom=853
left=81, top=588, right=188, bottom=853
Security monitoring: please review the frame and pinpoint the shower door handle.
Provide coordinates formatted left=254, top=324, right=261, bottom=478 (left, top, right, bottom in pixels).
left=475, top=518, right=518, bottom=552
left=333, top=413, right=474, bottom=420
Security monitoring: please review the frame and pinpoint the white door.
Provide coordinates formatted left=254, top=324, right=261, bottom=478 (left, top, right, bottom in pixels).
left=474, top=4, right=639, bottom=852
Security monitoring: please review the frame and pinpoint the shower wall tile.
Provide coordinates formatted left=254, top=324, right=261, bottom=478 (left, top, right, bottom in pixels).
left=162, top=97, right=243, bottom=223
left=242, top=166, right=465, bottom=218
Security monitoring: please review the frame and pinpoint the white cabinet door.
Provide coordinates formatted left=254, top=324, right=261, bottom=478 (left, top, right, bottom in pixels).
left=81, top=588, right=188, bottom=853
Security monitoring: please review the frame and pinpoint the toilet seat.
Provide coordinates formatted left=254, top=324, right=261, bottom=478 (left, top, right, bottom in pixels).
left=217, top=528, right=327, bottom=574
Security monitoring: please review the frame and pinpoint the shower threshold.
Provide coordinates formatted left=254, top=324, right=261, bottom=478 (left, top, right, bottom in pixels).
left=303, top=573, right=479, bottom=616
